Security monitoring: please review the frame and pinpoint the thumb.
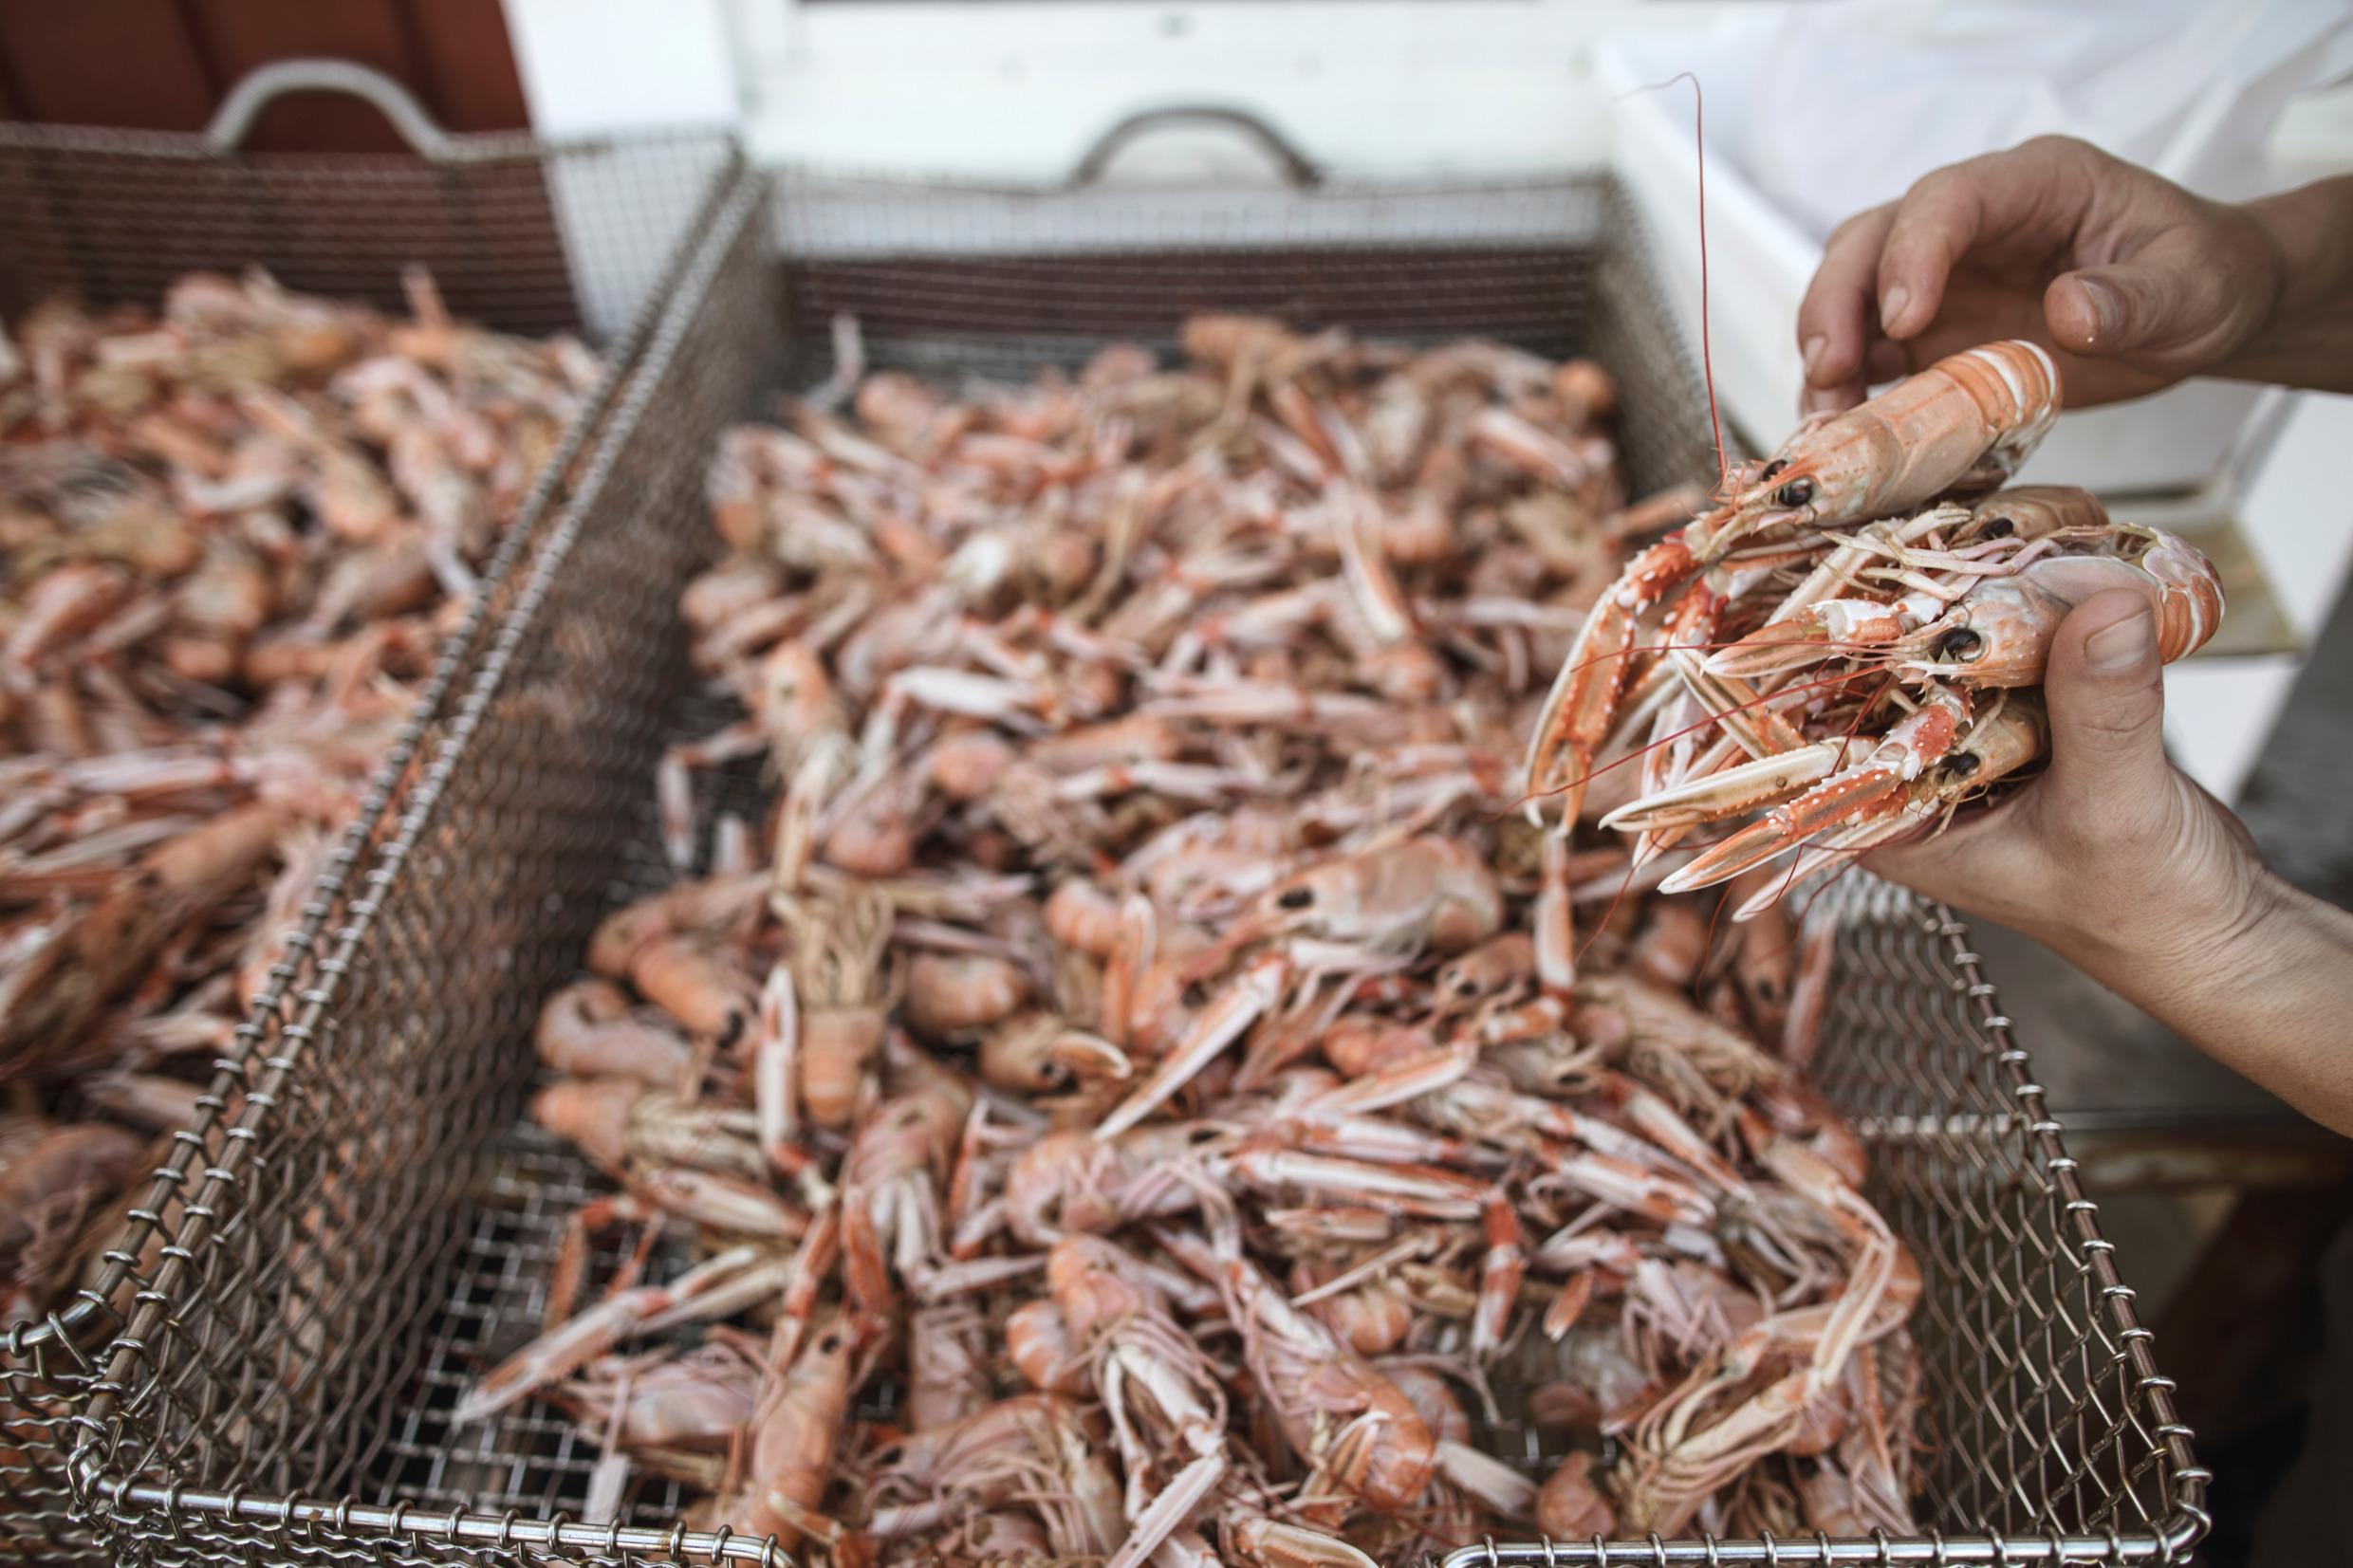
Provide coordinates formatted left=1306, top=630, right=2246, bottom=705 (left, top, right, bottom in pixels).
left=2045, top=253, right=2227, bottom=358
left=2042, top=589, right=2172, bottom=813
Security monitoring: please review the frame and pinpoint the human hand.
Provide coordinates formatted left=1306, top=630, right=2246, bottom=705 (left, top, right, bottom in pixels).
left=1863, top=589, right=2270, bottom=979
left=1796, top=136, right=2289, bottom=415
left=1864, top=589, right=2353, bottom=1136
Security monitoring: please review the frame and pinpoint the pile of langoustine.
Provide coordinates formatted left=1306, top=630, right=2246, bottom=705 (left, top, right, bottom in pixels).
left=1521, top=340, right=2226, bottom=915
left=0, top=270, right=598, bottom=1334
left=473, top=316, right=1923, bottom=1566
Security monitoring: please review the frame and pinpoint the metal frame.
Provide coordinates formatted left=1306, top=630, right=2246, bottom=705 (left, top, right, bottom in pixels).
left=20, top=152, right=2209, bottom=1568
left=1444, top=902, right=2211, bottom=1568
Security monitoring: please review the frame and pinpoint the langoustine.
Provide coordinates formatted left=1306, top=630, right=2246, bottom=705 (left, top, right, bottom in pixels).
left=1, top=271, right=600, bottom=1382
left=1526, top=359, right=2223, bottom=912
left=483, top=314, right=1926, bottom=1562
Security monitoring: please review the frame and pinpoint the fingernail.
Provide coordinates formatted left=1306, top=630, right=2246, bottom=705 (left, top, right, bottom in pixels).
left=2086, top=610, right=2154, bottom=673
left=1799, top=387, right=1833, bottom=416
left=1801, top=334, right=1826, bottom=380
left=1879, top=284, right=1912, bottom=334
left=2076, top=277, right=2122, bottom=345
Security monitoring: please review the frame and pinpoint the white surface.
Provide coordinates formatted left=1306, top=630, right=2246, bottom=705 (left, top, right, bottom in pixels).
left=721, top=0, right=1759, bottom=179
left=502, top=0, right=2353, bottom=186
left=2274, top=79, right=2353, bottom=175
left=501, top=0, right=743, bottom=337
left=1715, top=0, right=2353, bottom=240
left=2237, top=391, right=2353, bottom=642
left=2166, top=656, right=2301, bottom=804
left=503, top=0, right=740, bottom=135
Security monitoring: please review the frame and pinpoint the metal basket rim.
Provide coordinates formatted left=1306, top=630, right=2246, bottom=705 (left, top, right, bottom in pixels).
left=0, top=138, right=749, bottom=1378
left=767, top=158, right=1617, bottom=197
left=0, top=117, right=739, bottom=169
left=53, top=166, right=2208, bottom=1568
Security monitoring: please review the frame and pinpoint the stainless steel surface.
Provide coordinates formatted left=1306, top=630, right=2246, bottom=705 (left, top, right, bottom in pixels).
left=29, top=163, right=2203, bottom=1567
left=0, top=97, right=740, bottom=1565
left=0, top=110, right=730, bottom=336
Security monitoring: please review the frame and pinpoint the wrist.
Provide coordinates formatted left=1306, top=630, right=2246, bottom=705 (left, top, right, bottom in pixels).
left=2215, top=175, right=2353, bottom=386
left=2035, top=838, right=2275, bottom=989
left=2085, top=872, right=2353, bottom=1137
left=2070, top=862, right=2288, bottom=1020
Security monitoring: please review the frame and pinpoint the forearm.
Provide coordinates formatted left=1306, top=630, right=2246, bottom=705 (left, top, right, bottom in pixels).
left=2064, top=872, right=2353, bottom=1136
left=2220, top=174, right=2353, bottom=394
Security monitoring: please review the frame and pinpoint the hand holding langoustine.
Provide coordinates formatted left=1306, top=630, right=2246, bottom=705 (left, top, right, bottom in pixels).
left=1527, top=339, right=2225, bottom=915
left=1523, top=341, right=2063, bottom=825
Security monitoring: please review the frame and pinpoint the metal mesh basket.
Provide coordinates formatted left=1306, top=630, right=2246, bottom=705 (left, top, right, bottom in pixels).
left=0, top=65, right=741, bottom=1564
left=52, top=118, right=2206, bottom=1568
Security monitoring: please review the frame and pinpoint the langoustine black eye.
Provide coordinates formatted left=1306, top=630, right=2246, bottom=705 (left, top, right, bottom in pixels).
left=1938, top=628, right=1985, bottom=663
left=1940, top=751, right=1983, bottom=781
left=1775, top=478, right=1815, bottom=508
left=1981, top=515, right=2015, bottom=539
left=1276, top=886, right=1315, bottom=910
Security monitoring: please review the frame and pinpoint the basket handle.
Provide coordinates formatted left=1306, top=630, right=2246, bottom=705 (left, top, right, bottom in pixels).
left=205, top=59, right=456, bottom=158
left=1067, top=105, right=1323, bottom=189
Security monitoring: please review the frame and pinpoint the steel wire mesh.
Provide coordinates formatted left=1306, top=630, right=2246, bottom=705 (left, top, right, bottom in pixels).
left=0, top=120, right=741, bottom=1564
left=49, top=166, right=2202, bottom=1568
left=0, top=124, right=729, bottom=336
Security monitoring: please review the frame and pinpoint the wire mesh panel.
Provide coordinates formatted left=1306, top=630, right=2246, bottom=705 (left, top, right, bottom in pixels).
left=1801, top=878, right=2199, bottom=1548
left=1439, top=878, right=2205, bottom=1568
left=0, top=125, right=728, bottom=338
left=60, top=165, right=2202, bottom=1568
left=0, top=108, right=740, bottom=1565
